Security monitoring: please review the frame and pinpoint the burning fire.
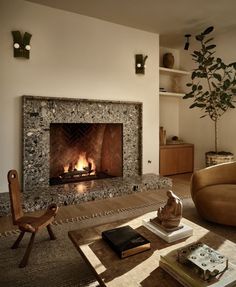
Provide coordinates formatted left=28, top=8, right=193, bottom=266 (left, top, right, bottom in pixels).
left=63, top=152, right=96, bottom=176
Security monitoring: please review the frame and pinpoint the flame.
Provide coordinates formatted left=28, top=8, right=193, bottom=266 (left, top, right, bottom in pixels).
left=63, top=152, right=96, bottom=175
left=75, top=152, right=88, bottom=171
left=64, top=163, right=70, bottom=173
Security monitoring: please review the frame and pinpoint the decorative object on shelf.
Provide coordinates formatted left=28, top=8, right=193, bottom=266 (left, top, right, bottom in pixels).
left=135, top=54, right=148, bottom=74
left=184, top=34, right=191, bottom=50
left=163, top=53, right=174, bottom=69
left=167, top=136, right=184, bottom=145
left=159, top=126, right=166, bottom=145
left=12, top=30, right=32, bottom=59
left=183, top=26, right=236, bottom=165
left=159, top=87, right=166, bottom=92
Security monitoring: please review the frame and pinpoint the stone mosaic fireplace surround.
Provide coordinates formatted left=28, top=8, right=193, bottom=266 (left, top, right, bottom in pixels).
left=23, top=96, right=143, bottom=190
left=0, top=96, right=171, bottom=216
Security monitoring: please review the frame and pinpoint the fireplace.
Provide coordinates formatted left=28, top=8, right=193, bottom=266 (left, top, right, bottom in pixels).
left=22, top=96, right=142, bottom=191
left=50, top=123, right=123, bottom=185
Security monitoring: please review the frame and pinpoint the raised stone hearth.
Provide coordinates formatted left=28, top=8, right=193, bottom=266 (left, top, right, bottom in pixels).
left=0, top=174, right=171, bottom=216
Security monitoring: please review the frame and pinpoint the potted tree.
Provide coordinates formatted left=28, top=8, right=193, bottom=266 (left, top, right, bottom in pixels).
left=184, top=26, right=236, bottom=166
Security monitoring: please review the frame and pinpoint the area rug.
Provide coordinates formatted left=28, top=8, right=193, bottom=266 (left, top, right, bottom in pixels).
left=0, top=195, right=173, bottom=287
left=1, top=195, right=236, bottom=287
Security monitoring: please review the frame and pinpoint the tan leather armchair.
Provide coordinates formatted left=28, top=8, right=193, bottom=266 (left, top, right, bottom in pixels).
left=190, top=161, right=236, bottom=226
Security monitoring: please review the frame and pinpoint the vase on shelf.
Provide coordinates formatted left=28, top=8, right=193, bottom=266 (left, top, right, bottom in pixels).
left=163, top=53, right=174, bottom=69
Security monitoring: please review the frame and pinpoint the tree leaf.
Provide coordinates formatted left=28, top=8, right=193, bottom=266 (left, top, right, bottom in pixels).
left=209, top=63, right=218, bottom=71
left=183, top=93, right=194, bottom=99
left=198, top=85, right=203, bottom=90
left=206, top=45, right=216, bottom=50
left=202, top=26, right=214, bottom=35
left=195, top=103, right=206, bottom=108
left=186, top=83, right=193, bottom=87
left=204, top=37, right=214, bottom=44
left=223, top=79, right=231, bottom=90
left=213, top=73, right=222, bottom=81
left=191, top=71, right=196, bottom=80
left=196, top=34, right=204, bottom=41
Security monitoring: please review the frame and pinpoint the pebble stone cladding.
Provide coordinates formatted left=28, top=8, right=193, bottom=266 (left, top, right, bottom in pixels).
left=22, top=96, right=143, bottom=191
left=0, top=96, right=172, bottom=216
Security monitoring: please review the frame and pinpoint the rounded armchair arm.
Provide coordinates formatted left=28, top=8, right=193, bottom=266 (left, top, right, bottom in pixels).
left=191, top=161, right=236, bottom=200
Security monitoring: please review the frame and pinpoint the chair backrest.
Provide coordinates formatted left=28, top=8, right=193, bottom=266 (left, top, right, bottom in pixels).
left=7, top=170, right=23, bottom=224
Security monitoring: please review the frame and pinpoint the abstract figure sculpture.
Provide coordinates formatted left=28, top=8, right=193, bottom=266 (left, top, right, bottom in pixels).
left=152, top=190, right=183, bottom=230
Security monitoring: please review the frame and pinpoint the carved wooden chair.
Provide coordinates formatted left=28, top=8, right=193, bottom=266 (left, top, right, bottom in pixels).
left=8, top=170, right=59, bottom=268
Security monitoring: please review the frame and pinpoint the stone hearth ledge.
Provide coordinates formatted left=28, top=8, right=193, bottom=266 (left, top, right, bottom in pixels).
left=0, top=174, right=171, bottom=216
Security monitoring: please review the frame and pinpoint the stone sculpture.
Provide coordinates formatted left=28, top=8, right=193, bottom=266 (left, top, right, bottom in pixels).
left=152, top=190, right=183, bottom=230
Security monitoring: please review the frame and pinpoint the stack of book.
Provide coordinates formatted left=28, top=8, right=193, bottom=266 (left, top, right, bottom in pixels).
left=160, top=244, right=236, bottom=287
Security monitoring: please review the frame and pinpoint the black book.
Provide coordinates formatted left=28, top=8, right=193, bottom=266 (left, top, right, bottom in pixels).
left=102, top=225, right=151, bottom=258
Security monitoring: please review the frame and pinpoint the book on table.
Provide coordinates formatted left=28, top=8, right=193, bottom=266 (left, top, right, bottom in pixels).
left=102, top=225, right=151, bottom=258
left=160, top=243, right=236, bottom=287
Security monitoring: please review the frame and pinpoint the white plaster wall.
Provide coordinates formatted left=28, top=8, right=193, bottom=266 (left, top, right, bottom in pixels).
left=0, top=0, right=159, bottom=193
left=179, top=29, right=236, bottom=169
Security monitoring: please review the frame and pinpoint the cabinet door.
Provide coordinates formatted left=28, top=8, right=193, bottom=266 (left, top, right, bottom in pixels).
left=177, top=147, right=193, bottom=173
left=160, top=145, right=194, bottom=176
left=160, top=147, right=179, bottom=175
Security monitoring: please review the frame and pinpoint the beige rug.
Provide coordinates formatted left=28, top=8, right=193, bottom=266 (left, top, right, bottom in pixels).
left=1, top=189, right=235, bottom=287
left=0, top=192, right=175, bottom=287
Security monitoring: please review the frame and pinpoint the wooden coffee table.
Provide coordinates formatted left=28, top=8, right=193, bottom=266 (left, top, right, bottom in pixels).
left=68, top=211, right=236, bottom=287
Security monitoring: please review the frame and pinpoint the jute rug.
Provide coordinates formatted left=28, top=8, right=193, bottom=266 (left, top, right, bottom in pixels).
left=0, top=190, right=184, bottom=287
left=1, top=188, right=235, bottom=287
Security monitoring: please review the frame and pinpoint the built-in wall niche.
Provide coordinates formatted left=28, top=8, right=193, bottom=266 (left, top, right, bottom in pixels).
left=50, top=123, right=123, bottom=185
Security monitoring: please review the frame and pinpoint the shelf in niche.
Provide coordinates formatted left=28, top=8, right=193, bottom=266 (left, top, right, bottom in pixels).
left=159, top=67, right=190, bottom=76
left=159, top=91, right=185, bottom=97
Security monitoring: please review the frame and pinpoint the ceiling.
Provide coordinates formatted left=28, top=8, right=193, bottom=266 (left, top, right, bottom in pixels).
left=26, top=0, right=236, bottom=47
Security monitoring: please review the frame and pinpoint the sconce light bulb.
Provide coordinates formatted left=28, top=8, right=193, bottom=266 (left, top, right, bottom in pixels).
left=14, top=43, right=20, bottom=49
left=137, top=63, right=142, bottom=68
left=25, top=45, right=31, bottom=51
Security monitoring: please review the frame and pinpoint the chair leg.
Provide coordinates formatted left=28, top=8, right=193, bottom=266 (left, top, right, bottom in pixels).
left=47, top=224, right=56, bottom=240
left=11, top=231, right=25, bottom=249
left=19, top=232, right=36, bottom=268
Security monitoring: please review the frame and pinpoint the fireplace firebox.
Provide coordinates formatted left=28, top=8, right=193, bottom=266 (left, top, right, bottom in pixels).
left=50, top=123, right=123, bottom=185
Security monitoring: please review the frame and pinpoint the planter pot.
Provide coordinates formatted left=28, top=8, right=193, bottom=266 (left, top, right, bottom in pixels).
left=205, top=151, right=234, bottom=167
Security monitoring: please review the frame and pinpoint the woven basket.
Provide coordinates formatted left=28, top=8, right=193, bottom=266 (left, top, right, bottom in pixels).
left=205, top=152, right=234, bottom=167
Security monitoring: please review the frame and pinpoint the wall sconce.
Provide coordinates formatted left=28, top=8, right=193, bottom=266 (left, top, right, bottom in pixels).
left=135, top=54, right=148, bottom=74
left=12, top=31, right=32, bottom=59
left=184, top=34, right=191, bottom=50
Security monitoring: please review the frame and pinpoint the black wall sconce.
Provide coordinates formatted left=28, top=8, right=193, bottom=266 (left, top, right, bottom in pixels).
left=184, top=34, right=191, bottom=50
left=135, top=54, right=148, bottom=74
left=12, top=31, right=32, bottom=59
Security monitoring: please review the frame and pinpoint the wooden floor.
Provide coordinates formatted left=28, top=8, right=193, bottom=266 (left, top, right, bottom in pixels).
left=0, top=173, right=192, bottom=234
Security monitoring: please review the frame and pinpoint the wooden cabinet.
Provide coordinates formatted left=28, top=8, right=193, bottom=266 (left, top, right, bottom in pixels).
left=160, top=144, right=194, bottom=176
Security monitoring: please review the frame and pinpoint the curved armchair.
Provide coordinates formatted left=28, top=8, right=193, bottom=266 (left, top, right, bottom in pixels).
left=8, top=170, right=59, bottom=267
left=190, top=161, right=236, bottom=226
